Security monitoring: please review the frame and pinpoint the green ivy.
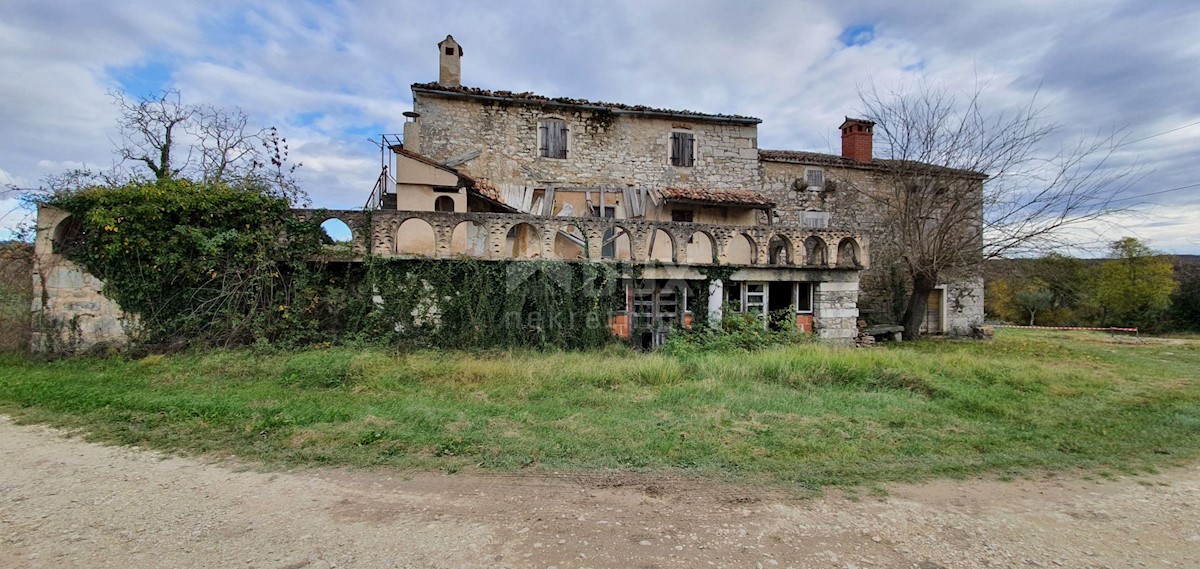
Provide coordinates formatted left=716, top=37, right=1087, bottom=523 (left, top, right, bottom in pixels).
left=46, top=181, right=629, bottom=351
left=47, top=179, right=344, bottom=348
left=364, top=257, right=627, bottom=350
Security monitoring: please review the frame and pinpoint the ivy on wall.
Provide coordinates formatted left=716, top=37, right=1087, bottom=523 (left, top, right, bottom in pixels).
left=46, top=181, right=630, bottom=351
left=366, top=258, right=626, bottom=350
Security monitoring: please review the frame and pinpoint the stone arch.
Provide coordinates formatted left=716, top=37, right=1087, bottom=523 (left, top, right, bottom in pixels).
left=395, top=217, right=437, bottom=256
left=434, top=195, right=455, bottom=212
left=601, top=225, right=633, bottom=260
left=648, top=228, right=676, bottom=263
left=725, top=232, right=757, bottom=265
left=320, top=218, right=354, bottom=246
left=50, top=215, right=84, bottom=255
left=837, top=237, right=861, bottom=268
left=552, top=222, right=589, bottom=260
left=449, top=219, right=487, bottom=258
left=686, top=230, right=717, bottom=264
left=804, top=236, right=828, bottom=266
left=505, top=222, right=542, bottom=258
left=768, top=234, right=794, bottom=266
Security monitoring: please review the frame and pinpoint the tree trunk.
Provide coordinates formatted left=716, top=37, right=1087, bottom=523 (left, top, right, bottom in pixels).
left=901, top=275, right=937, bottom=340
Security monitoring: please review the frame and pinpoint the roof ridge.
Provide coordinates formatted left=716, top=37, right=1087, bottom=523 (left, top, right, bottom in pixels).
left=412, top=82, right=762, bottom=124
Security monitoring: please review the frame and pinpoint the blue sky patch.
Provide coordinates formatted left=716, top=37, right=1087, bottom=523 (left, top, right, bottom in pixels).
left=109, top=61, right=175, bottom=96
left=840, top=24, right=876, bottom=47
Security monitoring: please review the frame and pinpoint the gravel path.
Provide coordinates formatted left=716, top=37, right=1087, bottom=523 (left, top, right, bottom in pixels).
left=2, top=414, right=1198, bottom=568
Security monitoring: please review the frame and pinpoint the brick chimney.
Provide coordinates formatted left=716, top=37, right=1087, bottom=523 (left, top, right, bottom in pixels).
left=839, top=118, right=874, bottom=163
left=438, top=35, right=463, bottom=87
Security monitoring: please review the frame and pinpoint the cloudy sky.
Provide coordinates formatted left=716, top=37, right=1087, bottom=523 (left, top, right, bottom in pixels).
left=2, top=0, right=1198, bottom=254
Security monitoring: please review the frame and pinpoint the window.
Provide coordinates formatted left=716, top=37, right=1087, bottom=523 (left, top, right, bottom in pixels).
left=804, top=168, right=824, bottom=190
left=538, top=119, right=568, bottom=159
left=670, top=131, right=694, bottom=167
left=796, top=282, right=814, bottom=313
left=670, top=209, right=694, bottom=223
left=434, top=196, right=455, bottom=212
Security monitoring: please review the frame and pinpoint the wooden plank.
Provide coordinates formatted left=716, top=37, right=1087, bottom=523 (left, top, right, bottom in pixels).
left=542, top=186, right=556, bottom=216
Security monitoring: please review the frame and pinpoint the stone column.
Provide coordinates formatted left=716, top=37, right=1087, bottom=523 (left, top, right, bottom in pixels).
left=707, top=279, right=724, bottom=329
left=813, top=279, right=859, bottom=343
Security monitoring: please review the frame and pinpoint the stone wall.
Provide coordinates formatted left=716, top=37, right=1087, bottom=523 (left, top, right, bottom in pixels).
left=413, top=93, right=762, bottom=191
left=813, top=279, right=860, bottom=342
left=31, top=207, right=129, bottom=353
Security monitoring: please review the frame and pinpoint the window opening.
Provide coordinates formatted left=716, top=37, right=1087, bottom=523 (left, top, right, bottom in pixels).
left=670, top=209, right=694, bottom=223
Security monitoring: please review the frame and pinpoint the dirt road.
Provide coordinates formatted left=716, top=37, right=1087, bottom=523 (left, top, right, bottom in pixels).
left=1, top=415, right=1197, bottom=568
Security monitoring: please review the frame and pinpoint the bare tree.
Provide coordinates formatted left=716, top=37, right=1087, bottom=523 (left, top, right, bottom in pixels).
left=112, top=90, right=194, bottom=181
left=855, top=80, right=1137, bottom=338
left=109, top=90, right=305, bottom=203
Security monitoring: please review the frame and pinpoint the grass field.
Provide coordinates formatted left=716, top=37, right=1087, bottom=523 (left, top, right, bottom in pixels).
left=1, top=330, right=1197, bottom=488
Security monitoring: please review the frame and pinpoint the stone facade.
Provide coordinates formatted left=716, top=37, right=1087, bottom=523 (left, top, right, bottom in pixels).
left=411, top=88, right=762, bottom=192
left=760, top=154, right=985, bottom=330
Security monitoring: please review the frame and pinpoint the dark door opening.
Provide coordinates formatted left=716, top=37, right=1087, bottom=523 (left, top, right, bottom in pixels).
left=768, top=281, right=795, bottom=330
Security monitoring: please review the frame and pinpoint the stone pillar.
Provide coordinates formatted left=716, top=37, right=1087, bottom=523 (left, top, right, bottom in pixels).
left=813, top=279, right=859, bottom=343
left=707, top=279, right=724, bottom=329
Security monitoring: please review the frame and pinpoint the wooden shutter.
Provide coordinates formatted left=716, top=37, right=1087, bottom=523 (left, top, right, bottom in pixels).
left=672, top=132, right=694, bottom=166
left=538, top=121, right=549, bottom=157
left=555, top=121, right=568, bottom=158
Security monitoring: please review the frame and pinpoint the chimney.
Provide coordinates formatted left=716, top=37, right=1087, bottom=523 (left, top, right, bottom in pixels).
left=839, top=117, right=874, bottom=163
left=438, top=35, right=463, bottom=87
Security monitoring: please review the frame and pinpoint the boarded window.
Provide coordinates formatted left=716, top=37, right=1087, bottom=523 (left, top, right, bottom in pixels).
left=538, top=119, right=568, bottom=159
left=670, top=131, right=694, bottom=167
left=805, top=168, right=824, bottom=189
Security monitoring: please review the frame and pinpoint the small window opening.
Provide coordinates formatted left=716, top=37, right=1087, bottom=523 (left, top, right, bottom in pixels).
left=670, top=209, right=694, bottom=223
left=445, top=47, right=454, bottom=55
left=434, top=196, right=455, bottom=212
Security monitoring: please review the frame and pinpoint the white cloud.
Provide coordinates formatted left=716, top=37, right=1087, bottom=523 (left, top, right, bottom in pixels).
left=0, top=0, right=1197, bottom=252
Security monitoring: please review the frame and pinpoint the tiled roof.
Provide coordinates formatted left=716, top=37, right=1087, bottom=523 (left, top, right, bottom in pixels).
left=412, top=82, right=762, bottom=124
left=659, top=187, right=774, bottom=208
left=759, top=149, right=987, bottom=179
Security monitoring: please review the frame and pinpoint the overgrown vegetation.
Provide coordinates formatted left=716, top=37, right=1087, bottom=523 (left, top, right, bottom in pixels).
left=45, top=180, right=338, bottom=348
left=0, top=243, right=32, bottom=353
left=41, top=180, right=630, bottom=351
left=1, top=330, right=1197, bottom=487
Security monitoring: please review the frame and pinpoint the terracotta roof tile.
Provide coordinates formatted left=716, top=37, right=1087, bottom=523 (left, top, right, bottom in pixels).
left=659, top=187, right=774, bottom=207
left=759, top=149, right=986, bottom=179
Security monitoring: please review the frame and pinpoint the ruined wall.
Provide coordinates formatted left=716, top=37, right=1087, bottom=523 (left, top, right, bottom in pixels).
left=31, top=207, right=129, bottom=352
left=413, top=94, right=762, bottom=191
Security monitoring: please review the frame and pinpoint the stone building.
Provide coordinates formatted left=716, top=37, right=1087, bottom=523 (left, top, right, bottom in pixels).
left=365, top=35, right=982, bottom=341
left=31, top=34, right=984, bottom=351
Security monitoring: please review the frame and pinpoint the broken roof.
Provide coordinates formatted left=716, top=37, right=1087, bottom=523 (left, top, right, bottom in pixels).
left=759, top=150, right=987, bottom=179
left=412, top=82, right=762, bottom=125
left=659, top=187, right=774, bottom=208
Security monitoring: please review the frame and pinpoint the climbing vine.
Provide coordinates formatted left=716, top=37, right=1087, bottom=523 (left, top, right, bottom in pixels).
left=44, top=181, right=631, bottom=351
left=365, top=258, right=627, bottom=350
